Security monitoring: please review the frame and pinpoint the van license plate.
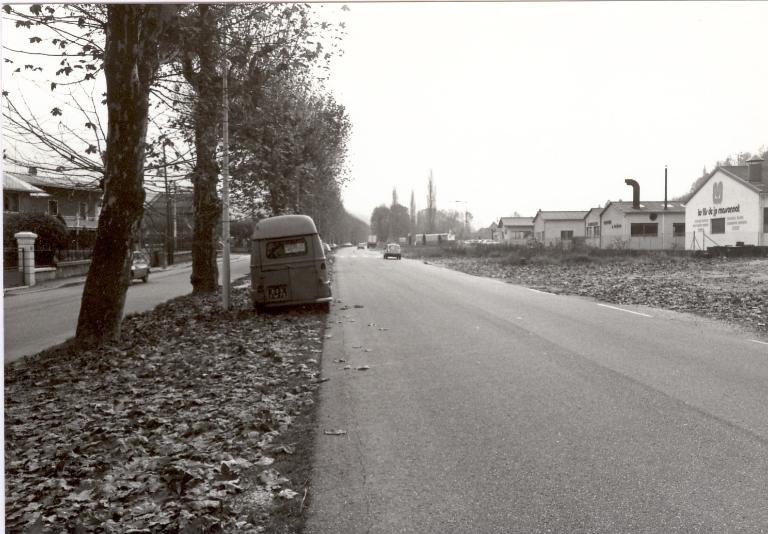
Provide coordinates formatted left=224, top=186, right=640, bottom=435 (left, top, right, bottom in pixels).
left=267, top=285, right=288, bottom=301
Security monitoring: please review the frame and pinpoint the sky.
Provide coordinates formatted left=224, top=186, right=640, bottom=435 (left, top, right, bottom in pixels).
left=324, top=2, right=768, bottom=227
left=3, top=2, right=768, bottom=229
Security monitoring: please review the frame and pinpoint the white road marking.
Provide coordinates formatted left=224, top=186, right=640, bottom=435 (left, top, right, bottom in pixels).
left=749, top=339, right=768, bottom=346
left=524, top=288, right=553, bottom=295
left=596, top=303, right=652, bottom=318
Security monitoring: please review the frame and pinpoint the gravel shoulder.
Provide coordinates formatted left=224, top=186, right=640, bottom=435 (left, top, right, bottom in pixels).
left=425, top=255, right=768, bottom=340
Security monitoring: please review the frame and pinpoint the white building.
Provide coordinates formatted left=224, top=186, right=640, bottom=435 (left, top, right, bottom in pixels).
left=685, top=157, right=768, bottom=250
left=496, top=216, right=534, bottom=245
left=532, top=210, right=588, bottom=247
left=599, top=201, right=686, bottom=250
left=584, top=207, right=602, bottom=248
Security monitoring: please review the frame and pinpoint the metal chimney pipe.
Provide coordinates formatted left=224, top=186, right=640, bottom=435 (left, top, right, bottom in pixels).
left=624, top=179, right=640, bottom=209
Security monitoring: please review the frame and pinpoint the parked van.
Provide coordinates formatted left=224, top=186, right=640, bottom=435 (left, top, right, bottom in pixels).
left=250, top=215, right=332, bottom=310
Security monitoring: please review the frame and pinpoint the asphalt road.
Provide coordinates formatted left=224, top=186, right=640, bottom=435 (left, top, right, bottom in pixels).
left=3, top=254, right=251, bottom=364
left=307, top=247, right=768, bottom=533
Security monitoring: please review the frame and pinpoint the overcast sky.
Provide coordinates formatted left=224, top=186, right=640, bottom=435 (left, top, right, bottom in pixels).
left=3, top=3, right=768, bottom=229
left=325, top=2, right=768, bottom=227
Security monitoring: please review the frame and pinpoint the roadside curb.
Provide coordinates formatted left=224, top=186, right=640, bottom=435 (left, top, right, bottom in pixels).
left=3, top=256, right=248, bottom=297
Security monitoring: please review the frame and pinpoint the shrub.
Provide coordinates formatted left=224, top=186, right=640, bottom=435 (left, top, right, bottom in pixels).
left=3, top=212, right=69, bottom=251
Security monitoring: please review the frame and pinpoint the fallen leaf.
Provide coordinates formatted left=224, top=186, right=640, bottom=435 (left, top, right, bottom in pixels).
left=278, top=489, right=298, bottom=499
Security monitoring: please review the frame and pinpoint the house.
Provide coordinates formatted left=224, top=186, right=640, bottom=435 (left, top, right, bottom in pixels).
left=496, top=216, right=534, bottom=245
left=140, top=189, right=195, bottom=251
left=532, top=210, right=589, bottom=247
left=584, top=207, right=602, bottom=248
left=4, top=172, right=51, bottom=212
left=4, top=167, right=102, bottom=230
left=684, top=156, right=768, bottom=250
left=599, top=201, right=685, bottom=250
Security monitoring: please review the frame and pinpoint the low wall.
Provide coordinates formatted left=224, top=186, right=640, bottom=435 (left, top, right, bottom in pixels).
left=56, top=260, right=92, bottom=279
left=171, top=251, right=192, bottom=264
left=34, top=267, right=57, bottom=282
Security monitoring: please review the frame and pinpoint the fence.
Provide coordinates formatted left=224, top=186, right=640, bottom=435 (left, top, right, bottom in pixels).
left=30, top=248, right=93, bottom=267
left=3, top=247, right=25, bottom=288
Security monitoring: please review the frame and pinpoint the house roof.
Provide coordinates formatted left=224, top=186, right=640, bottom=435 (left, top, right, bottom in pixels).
left=602, top=200, right=685, bottom=216
left=584, top=207, right=603, bottom=219
left=684, top=163, right=767, bottom=203
left=498, top=216, right=534, bottom=227
left=5, top=170, right=101, bottom=191
left=3, top=173, right=50, bottom=197
left=533, top=210, right=589, bottom=223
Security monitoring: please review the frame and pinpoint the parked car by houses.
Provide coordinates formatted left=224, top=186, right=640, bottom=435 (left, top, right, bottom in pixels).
left=130, top=250, right=150, bottom=283
left=383, top=243, right=402, bottom=260
left=357, top=242, right=366, bottom=249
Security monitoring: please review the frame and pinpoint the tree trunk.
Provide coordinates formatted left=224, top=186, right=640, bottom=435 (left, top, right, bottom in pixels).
left=75, top=5, right=168, bottom=347
left=190, top=4, right=221, bottom=294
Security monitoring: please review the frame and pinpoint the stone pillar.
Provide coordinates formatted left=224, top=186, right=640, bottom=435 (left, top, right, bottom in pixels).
left=15, top=231, right=37, bottom=287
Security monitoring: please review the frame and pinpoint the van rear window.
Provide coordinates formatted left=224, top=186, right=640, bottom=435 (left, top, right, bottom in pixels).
left=266, top=238, right=308, bottom=259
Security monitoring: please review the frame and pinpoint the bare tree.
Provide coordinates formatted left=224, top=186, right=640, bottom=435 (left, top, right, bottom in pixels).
left=76, top=4, right=177, bottom=346
left=426, top=169, right=436, bottom=234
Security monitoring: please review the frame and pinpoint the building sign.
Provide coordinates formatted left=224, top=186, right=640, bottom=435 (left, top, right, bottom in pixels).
left=697, top=204, right=740, bottom=217
left=713, top=181, right=723, bottom=204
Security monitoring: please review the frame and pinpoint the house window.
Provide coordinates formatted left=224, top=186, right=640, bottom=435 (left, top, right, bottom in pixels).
left=560, top=230, right=574, bottom=240
left=711, top=218, right=725, bottom=234
left=79, top=202, right=88, bottom=218
left=48, top=199, right=59, bottom=216
left=586, top=226, right=600, bottom=238
left=764, top=208, right=768, bottom=233
left=630, top=223, right=658, bottom=236
left=673, top=223, right=685, bottom=237
left=4, top=192, right=20, bottom=212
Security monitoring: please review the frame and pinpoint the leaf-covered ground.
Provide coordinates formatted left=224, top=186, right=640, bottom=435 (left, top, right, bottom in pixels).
left=5, top=282, right=327, bottom=533
left=429, top=255, right=768, bottom=338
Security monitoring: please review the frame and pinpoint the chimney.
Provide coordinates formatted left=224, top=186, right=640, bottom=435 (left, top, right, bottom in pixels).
left=624, top=179, right=640, bottom=209
left=27, top=166, right=37, bottom=176
left=746, top=156, right=763, bottom=184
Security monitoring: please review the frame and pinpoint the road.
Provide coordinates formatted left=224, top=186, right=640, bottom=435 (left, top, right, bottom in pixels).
left=307, top=247, right=768, bottom=533
left=3, top=254, right=251, bottom=364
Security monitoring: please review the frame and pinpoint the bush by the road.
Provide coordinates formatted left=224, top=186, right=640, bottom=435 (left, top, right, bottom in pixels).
left=4, top=282, right=327, bottom=533
left=3, top=212, right=69, bottom=251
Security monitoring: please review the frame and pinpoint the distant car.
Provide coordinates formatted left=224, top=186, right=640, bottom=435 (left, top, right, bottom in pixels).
left=383, top=243, right=402, bottom=260
left=131, top=250, right=150, bottom=283
left=342, top=242, right=353, bottom=247
left=357, top=242, right=366, bottom=249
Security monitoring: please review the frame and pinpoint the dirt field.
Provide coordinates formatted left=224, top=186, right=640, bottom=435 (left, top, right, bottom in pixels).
left=425, top=254, right=768, bottom=339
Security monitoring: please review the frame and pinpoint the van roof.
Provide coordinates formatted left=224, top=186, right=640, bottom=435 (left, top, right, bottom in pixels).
left=251, top=214, right=318, bottom=240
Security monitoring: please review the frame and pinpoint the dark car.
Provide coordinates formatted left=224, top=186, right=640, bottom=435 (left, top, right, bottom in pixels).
left=383, top=243, right=402, bottom=260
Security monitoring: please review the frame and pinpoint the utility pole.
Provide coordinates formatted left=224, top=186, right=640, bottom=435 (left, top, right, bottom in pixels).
left=162, top=142, right=174, bottom=265
left=221, top=5, right=231, bottom=310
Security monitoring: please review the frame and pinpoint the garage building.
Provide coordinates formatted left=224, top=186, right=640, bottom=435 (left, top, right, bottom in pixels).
left=684, top=156, right=768, bottom=250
